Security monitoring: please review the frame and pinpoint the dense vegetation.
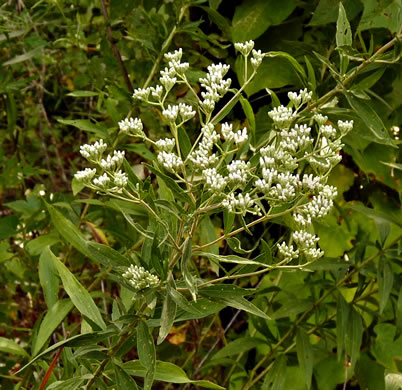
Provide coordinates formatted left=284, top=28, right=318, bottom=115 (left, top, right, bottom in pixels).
left=0, top=0, right=401, bottom=389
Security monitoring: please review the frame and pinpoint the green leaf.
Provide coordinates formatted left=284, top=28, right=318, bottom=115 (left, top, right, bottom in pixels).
left=309, top=0, right=362, bottom=26
left=0, top=337, right=29, bottom=357
left=121, top=360, right=225, bottom=389
left=86, top=242, right=130, bottom=267
left=243, top=52, right=305, bottom=96
left=214, top=295, right=270, bottom=319
left=124, top=144, right=154, bottom=161
left=157, top=284, right=177, bottom=345
left=337, top=293, right=350, bottom=361
left=49, top=248, right=106, bottom=330
left=26, top=232, right=60, bottom=256
left=167, top=283, right=203, bottom=316
left=32, top=299, right=74, bottom=356
left=199, top=284, right=253, bottom=298
left=378, top=258, right=394, bottom=314
left=262, top=355, right=287, bottom=390
left=200, top=252, right=267, bottom=267
left=296, top=328, right=313, bottom=390
left=345, top=94, right=393, bottom=145
left=177, top=127, right=192, bottom=159
left=181, top=237, right=197, bottom=301
left=66, top=90, right=99, bottom=97
left=114, top=362, right=139, bottom=389
left=336, top=2, right=352, bottom=47
left=200, top=216, right=219, bottom=274
left=56, top=119, right=108, bottom=139
left=0, top=215, right=19, bottom=240
left=358, top=0, right=402, bottom=33
left=397, top=287, right=402, bottom=331
left=39, top=247, right=60, bottom=309
left=239, top=95, right=255, bottom=143
left=232, top=0, right=297, bottom=42
left=347, top=204, right=402, bottom=229
left=137, top=320, right=156, bottom=390
left=212, top=337, right=266, bottom=360
left=345, top=306, right=363, bottom=370
left=144, top=163, right=193, bottom=205
left=198, top=6, right=232, bottom=40
left=2, top=46, right=44, bottom=66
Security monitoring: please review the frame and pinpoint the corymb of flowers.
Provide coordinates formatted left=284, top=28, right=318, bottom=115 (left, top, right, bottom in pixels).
left=75, top=39, right=353, bottom=286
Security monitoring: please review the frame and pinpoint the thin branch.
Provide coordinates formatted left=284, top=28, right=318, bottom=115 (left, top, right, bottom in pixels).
left=99, top=0, right=133, bottom=94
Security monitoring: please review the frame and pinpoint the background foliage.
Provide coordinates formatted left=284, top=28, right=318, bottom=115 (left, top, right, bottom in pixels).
left=0, top=0, right=401, bottom=389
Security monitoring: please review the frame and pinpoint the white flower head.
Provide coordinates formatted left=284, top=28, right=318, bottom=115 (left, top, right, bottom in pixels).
left=123, top=264, right=159, bottom=291
left=100, top=150, right=125, bottom=171
left=74, top=168, right=96, bottom=183
left=114, top=170, right=128, bottom=189
left=227, top=160, right=250, bottom=185
left=133, top=87, right=150, bottom=101
left=119, top=117, right=144, bottom=137
left=155, top=138, right=175, bottom=152
left=203, top=168, right=227, bottom=193
left=234, top=40, right=254, bottom=56
left=157, top=151, right=183, bottom=173
left=251, top=49, right=264, bottom=69
left=268, top=105, right=296, bottom=129
left=93, top=173, right=110, bottom=189
left=162, top=105, right=179, bottom=123
left=80, top=139, right=107, bottom=162
left=178, top=103, right=196, bottom=122
left=338, top=120, right=354, bottom=135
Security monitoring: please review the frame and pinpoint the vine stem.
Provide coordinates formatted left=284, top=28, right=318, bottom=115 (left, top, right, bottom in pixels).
left=142, top=5, right=188, bottom=89
left=242, top=233, right=402, bottom=389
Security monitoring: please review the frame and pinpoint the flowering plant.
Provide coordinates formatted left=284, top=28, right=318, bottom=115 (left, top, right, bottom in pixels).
left=70, top=40, right=353, bottom=388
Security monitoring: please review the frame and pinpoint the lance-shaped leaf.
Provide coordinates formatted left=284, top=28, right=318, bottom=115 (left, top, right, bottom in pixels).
left=137, top=320, right=156, bottom=390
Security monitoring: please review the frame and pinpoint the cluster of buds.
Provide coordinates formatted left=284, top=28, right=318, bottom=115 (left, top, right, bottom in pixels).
left=123, top=265, right=160, bottom=291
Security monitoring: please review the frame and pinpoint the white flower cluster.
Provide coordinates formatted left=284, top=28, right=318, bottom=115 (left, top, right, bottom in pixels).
left=80, top=139, right=107, bottom=162
left=119, top=117, right=144, bottom=137
left=279, top=124, right=313, bottom=154
left=222, top=192, right=261, bottom=216
left=227, top=160, right=250, bottom=185
left=250, top=50, right=264, bottom=69
left=292, top=230, right=324, bottom=261
left=74, top=168, right=96, bottom=183
left=234, top=40, right=254, bottom=56
left=199, top=63, right=231, bottom=113
left=123, top=265, right=160, bottom=291
left=157, top=151, right=183, bottom=173
left=277, top=242, right=299, bottom=262
left=337, top=120, right=354, bottom=135
left=221, top=123, right=248, bottom=144
left=288, top=88, right=312, bottom=109
left=100, top=150, right=125, bottom=171
left=189, top=123, right=219, bottom=170
left=203, top=168, right=227, bottom=193
left=155, top=138, right=175, bottom=152
left=268, top=106, right=297, bottom=129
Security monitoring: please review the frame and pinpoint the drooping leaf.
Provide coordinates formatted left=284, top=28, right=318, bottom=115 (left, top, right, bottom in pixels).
left=0, top=337, right=29, bottom=357
left=212, top=337, right=267, bottom=360
left=137, top=320, right=156, bottom=390
left=39, top=247, right=60, bottom=309
left=114, top=362, right=139, bottom=389
left=32, top=299, right=74, bottom=356
left=345, top=306, right=363, bottom=370
left=49, top=248, right=106, bottom=330
left=296, top=328, right=313, bottom=390
left=157, top=282, right=177, bottom=345
left=378, top=258, right=394, bottom=314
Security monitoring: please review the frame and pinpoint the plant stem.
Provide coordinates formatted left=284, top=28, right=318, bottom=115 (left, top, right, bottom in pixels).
left=142, top=5, right=188, bottom=89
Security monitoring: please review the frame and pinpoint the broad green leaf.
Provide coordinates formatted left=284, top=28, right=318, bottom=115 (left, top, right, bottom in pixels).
left=345, top=94, right=393, bottom=145
left=114, top=362, right=139, bottom=389
left=397, top=287, right=402, bottom=331
left=372, top=323, right=402, bottom=370
left=336, top=2, right=352, bottom=47
left=86, top=242, right=130, bottom=267
left=66, top=90, right=99, bottom=97
left=121, top=360, right=225, bottom=389
left=46, top=376, right=92, bottom=390
left=232, top=0, right=297, bottom=42
left=272, top=299, right=312, bottom=320
left=212, top=337, right=266, bottom=360
left=49, top=248, right=106, bottom=330
left=345, top=306, right=363, bottom=370
left=137, top=321, right=156, bottom=390
left=337, top=293, right=350, bottom=361
left=181, top=237, right=197, bottom=301
left=355, top=353, right=385, bottom=390
left=39, top=247, right=60, bottom=309
left=296, top=328, right=313, bottom=390
left=33, top=299, right=74, bottom=356
left=27, top=232, right=60, bottom=256
left=358, top=0, right=402, bottom=33
left=124, top=144, right=154, bottom=161
left=309, top=0, right=362, bottom=26
left=242, top=54, right=302, bottom=96
left=0, top=215, right=19, bottom=240
left=56, top=119, right=108, bottom=139
left=198, top=6, right=232, bottom=40
left=262, top=355, right=287, bottom=390
left=378, top=258, right=394, bottom=314
left=347, top=204, right=402, bottom=229
left=214, top=295, right=270, bottom=319
left=157, top=286, right=177, bottom=345
left=0, top=337, right=29, bottom=357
